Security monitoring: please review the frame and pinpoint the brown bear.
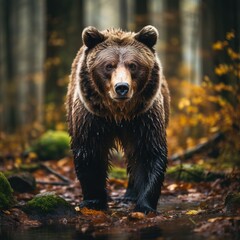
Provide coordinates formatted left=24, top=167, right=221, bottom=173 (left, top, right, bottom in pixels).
left=66, top=25, right=170, bottom=213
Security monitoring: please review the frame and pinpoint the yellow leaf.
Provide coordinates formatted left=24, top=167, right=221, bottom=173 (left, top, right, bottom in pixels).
left=186, top=209, right=201, bottom=215
left=29, top=152, right=37, bottom=159
left=212, top=41, right=227, bottom=50
left=210, top=126, right=219, bottom=133
left=2, top=210, right=11, bottom=215
left=14, top=158, right=22, bottom=168
left=226, top=31, right=235, bottom=40
left=178, top=98, right=190, bottom=110
left=186, top=106, right=198, bottom=114
left=179, top=115, right=188, bottom=125
left=214, top=64, right=229, bottom=76
left=192, top=97, right=203, bottom=105
left=227, top=48, right=240, bottom=60
left=167, top=183, right=178, bottom=191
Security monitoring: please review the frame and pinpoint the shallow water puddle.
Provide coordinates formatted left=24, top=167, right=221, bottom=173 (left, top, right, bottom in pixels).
left=1, top=195, right=232, bottom=240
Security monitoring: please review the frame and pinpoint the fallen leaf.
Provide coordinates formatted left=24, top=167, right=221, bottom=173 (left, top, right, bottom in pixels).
left=128, top=212, right=145, bottom=220
left=80, top=207, right=106, bottom=216
left=186, top=209, right=201, bottom=215
left=167, top=183, right=178, bottom=191
left=2, top=210, right=11, bottom=215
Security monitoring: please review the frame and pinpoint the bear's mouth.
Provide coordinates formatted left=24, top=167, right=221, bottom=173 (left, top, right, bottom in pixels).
left=114, top=96, right=130, bottom=102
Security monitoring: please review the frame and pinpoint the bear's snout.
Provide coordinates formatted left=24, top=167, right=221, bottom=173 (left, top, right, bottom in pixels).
left=110, top=66, right=133, bottom=101
left=114, top=82, right=129, bottom=97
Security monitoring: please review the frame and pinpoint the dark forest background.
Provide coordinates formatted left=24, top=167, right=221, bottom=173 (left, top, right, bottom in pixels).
left=0, top=0, right=239, bottom=166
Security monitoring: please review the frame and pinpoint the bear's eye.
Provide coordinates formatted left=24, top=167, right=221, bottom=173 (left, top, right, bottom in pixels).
left=105, top=64, right=115, bottom=72
left=128, top=63, right=137, bottom=72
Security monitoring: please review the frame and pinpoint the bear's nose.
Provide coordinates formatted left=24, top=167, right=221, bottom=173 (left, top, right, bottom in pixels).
left=115, top=82, right=129, bottom=97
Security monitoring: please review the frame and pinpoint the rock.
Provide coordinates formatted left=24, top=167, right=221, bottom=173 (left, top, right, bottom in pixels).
left=8, top=172, right=36, bottom=193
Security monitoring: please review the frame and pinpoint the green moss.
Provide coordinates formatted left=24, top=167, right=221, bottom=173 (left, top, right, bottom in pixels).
left=30, top=130, right=71, bottom=160
left=109, top=166, right=127, bottom=179
left=26, top=192, right=71, bottom=214
left=0, top=172, right=14, bottom=209
left=167, top=164, right=205, bottom=182
left=20, top=163, right=40, bottom=172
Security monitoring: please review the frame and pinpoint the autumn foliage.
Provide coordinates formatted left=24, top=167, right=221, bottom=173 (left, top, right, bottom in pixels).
left=168, top=31, right=240, bottom=165
left=0, top=31, right=239, bottom=168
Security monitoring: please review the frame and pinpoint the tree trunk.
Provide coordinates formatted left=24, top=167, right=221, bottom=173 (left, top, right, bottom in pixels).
left=46, top=0, right=84, bottom=127
left=134, top=0, right=149, bottom=31
left=120, top=0, right=128, bottom=30
left=150, top=0, right=166, bottom=64
left=0, top=0, right=9, bottom=132
left=201, top=0, right=240, bottom=83
left=164, top=0, right=182, bottom=79
left=181, top=0, right=201, bottom=84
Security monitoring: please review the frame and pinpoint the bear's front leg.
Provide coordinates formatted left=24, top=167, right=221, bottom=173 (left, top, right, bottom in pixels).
left=125, top=116, right=168, bottom=214
left=71, top=116, right=113, bottom=210
left=133, top=153, right=166, bottom=214
left=74, top=151, right=108, bottom=210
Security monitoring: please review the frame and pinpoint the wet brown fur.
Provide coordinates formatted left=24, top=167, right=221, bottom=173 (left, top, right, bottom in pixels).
left=66, top=26, right=170, bottom=213
left=67, top=28, right=169, bottom=132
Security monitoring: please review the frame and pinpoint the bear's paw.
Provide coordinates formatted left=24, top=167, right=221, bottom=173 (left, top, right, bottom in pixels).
left=79, top=199, right=108, bottom=211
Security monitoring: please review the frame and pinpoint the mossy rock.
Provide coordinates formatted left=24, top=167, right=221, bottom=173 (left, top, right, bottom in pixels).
left=25, top=192, right=74, bottom=217
left=109, top=166, right=127, bottom=179
left=167, top=164, right=205, bottom=182
left=0, top=172, right=14, bottom=209
left=30, top=130, right=71, bottom=160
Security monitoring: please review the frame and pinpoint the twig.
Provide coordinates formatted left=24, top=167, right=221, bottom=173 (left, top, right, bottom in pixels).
left=40, top=163, right=71, bottom=183
left=169, top=133, right=223, bottom=162
left=36, top=181, right=70, bottom=186
left=189, top=217, right=197, bottom=225
left=178, top=169, right=203, bottom=181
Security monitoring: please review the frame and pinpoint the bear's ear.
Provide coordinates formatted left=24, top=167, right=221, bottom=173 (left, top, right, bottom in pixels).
left=82, top=26, right=105, bottom=49
left=134, top=25, right=159, bottom=49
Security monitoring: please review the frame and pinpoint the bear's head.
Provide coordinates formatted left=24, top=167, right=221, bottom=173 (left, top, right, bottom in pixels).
left=78, top=25, right=162, bottom=120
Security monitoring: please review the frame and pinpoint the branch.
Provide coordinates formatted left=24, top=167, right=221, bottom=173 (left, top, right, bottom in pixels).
left=169, top=133, right=223, bottom=162
left=36, top=181, right=70, bottom=186
left=40, top=163, right=72, bottom=184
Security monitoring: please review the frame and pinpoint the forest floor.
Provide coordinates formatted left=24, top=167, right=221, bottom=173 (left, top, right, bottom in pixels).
left=0, top=157, right=240, bottom=240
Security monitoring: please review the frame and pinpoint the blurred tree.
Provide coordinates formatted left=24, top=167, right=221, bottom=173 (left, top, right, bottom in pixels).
left=181, top=0, right=201, bottom=84
left=45, top=0, right=84, bottom=128
left=0, top=0, right=45, bottom=138
left=84, top=0, right=121, bottom=29
left=0, top=0, right=9, bottom=132
left=134, top=0, right=149, bottom=31
left=164, top=0, right=182, bottom=80
left=150, top=0, right=166, bottom=64
left=201, top=0, right=240, bottom=83
left=1, top=0, right=239, bottom=160
left=120, top=0, right=128, bottom=30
